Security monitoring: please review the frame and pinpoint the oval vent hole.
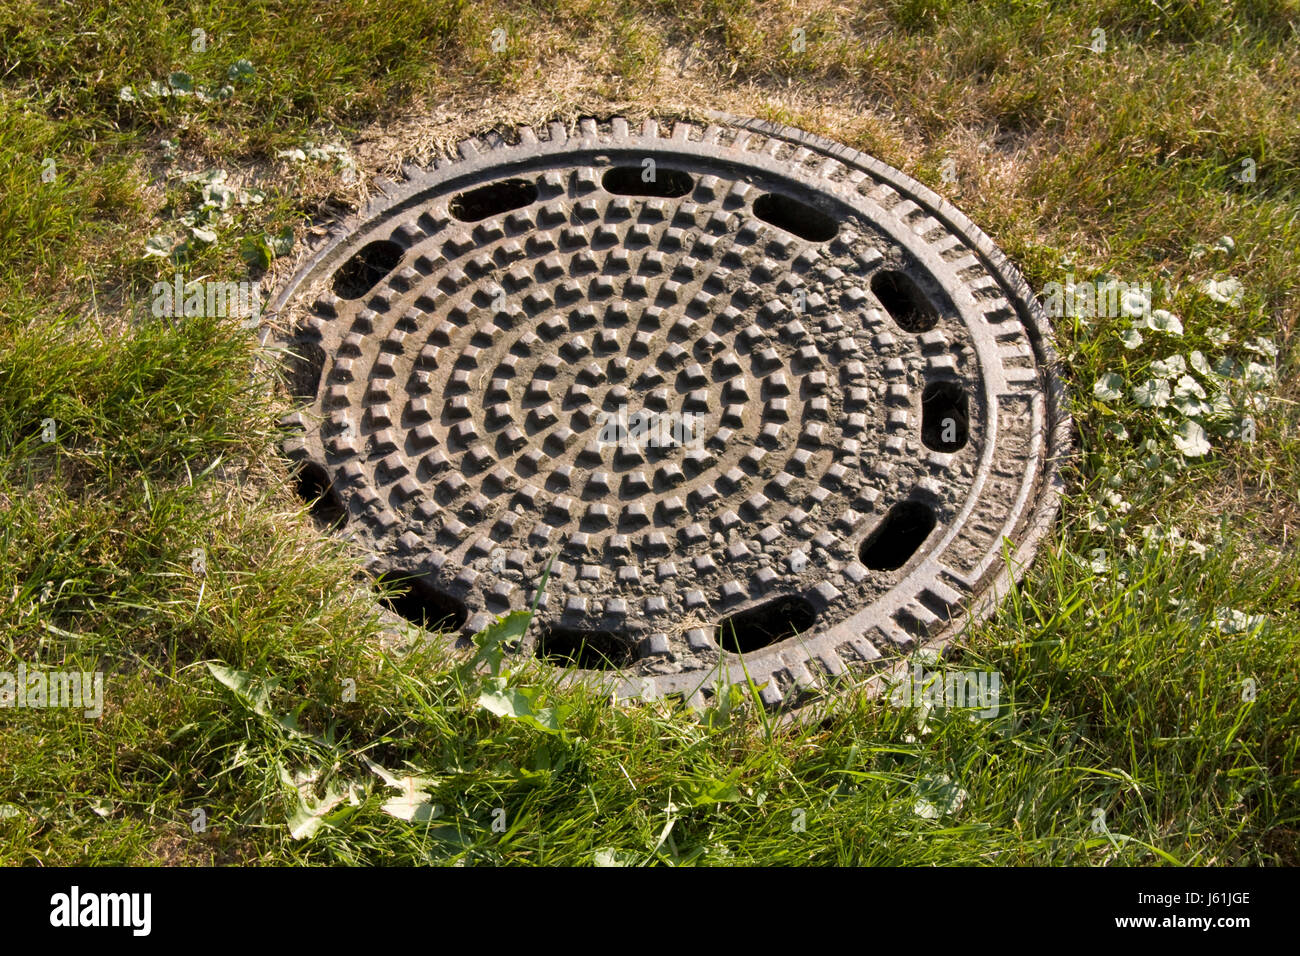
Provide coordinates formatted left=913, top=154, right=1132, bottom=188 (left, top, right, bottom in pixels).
left=921, top=381, right=969, bottom=451
left=332, top=240, right=403, bottom=300
left=859, top=500, right=937, bottom=571
left=377, top=575, right=468, bottom=632
left=718, top=596, right=817, bottom=654
left=448, top=178, right=538, bottom=222
left=752, top=192, right=838, bottom=242
left=871, top=269, right=939, bottom=333
left=602, top=166, right=694, bottom=198
left=294, top=462, right=347, bottom=529
left=536, top=628, right=633, bottom=669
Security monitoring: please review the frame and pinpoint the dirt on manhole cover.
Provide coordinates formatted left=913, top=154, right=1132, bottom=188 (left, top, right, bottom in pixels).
left=270, top=114, right=1070, bottom=711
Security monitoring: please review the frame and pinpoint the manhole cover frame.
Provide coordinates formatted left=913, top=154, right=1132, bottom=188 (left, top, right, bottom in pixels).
left=265, top=111, right=1073, bottom=711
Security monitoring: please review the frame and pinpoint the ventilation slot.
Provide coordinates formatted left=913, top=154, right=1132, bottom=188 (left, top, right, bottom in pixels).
left=872, top=269, right=939, bottom=332
left=921, top=380, right=969, bottom=451
left=536, top=628, right=633, bottom=669
left=295, top=462, right=347, bottom=529
left=718, top=596, right=817, bottom=654
left=752, top=192, right=838, bottom=242
left=332, top=240, right=403, bottom=299
left=602, top=166, right=694, bottom=198
left=287, top=341, right=326, bottom=401
left=859, top=500, right=937, bottom=571
left=449, top=178, right=538, bottom=222
left=377, top=575, right=468, bottom=632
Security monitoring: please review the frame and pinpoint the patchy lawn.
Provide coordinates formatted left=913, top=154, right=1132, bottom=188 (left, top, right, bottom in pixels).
left=0, top=0, right=1297, bottom=865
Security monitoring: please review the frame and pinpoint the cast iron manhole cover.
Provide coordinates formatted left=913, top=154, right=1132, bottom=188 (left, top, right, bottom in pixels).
left=271, top=114, right=1069, bottom=710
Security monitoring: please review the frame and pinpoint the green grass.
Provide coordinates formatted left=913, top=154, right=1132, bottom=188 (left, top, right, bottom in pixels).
left=1, top=0, right=1297, bottom=864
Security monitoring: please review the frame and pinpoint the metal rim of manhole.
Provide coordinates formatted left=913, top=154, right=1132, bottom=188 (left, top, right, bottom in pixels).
left=266, top=112, right=1072, bottom=712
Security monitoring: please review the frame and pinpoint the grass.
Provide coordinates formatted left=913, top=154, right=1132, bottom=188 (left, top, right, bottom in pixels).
left=0, top=0, right=1297, bottom=865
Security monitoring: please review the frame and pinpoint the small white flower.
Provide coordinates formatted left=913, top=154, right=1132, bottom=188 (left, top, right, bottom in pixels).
left=1121, top=329, right=1143, bottom=349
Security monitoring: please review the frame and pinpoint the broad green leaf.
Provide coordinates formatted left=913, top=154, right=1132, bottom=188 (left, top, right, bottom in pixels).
left=380, top=792, right=442, bottom=822
left=478, top=677, right=564, bottom=734
left=206, top=661, right=272, bottom=716
left=1244, top=362, right=1275, bottom=390
left=1093, top=373, right=1124, bottom=402
left=203, top=181, right=236, bottom=209
left=268, top=226, right=294, bottom=256
left=362, top=755, right=439, bottom=793
left=287, top=781, right=349, bottom=840
left=1171, top=375, right=1210, bottom=416
left=1244, top=336, right=1278, bottom=359
left=144, top=234, right=174, bottom=257
left=1145, top=309, right=1183, bottom=335
left=1120, top=288, right=1150, bottom=318
left=240, top=235, right=273, bottom=270
left=1213, top=607, right=1265, bottom=635
left=913, top=773, right=967, bottom=819
left=1199, top=276, right=1243, bottom=306
left=1132, top=379, right=1170, bottom=408
left=592, top=848, right=638, bottom=867
left=683, top=772, right=742, bottom=806
left=227, top=59, right=256, bottom=83
left=471, top=609, right=532, bottom=676
left=1172, top=420, right=1211, bottom=457
left=1150, top=354, right=1186, bottom=378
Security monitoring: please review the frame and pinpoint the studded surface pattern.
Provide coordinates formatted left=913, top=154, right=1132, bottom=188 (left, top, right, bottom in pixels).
left=271, top=114, right=1069, bottom=710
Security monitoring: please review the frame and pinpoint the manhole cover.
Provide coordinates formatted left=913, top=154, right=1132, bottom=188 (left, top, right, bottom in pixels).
left=271, top=114, right=1069, bottom=710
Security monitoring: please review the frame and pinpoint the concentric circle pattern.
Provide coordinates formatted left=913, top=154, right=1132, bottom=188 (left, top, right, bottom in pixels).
left=272, top=115, right=1069, bottom=710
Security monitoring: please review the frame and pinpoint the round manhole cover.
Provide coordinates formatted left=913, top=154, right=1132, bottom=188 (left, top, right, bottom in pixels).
left=271, top=114, right=1070, bottom=710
